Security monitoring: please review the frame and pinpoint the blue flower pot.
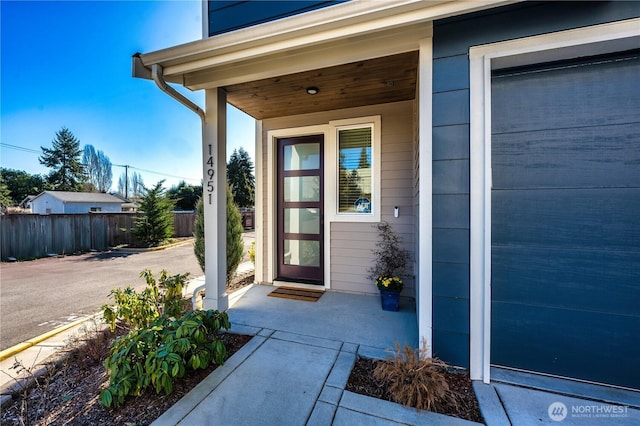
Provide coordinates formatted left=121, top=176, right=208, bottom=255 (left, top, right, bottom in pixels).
left=380, top=290, right=400, bottom=311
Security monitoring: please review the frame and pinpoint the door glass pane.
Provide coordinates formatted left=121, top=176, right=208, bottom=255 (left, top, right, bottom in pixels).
left=284, top=240, right=320, bottom=267
left=284, top=143, right=320, bottom=171
left=285, top=208, right=319, bottom=234
left=284, top=176, right=320, bottom=202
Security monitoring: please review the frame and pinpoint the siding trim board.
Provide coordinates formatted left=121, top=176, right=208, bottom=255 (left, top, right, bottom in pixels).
left=417, top=36, right=433, bottom=357
left=469, top=18, right=640, bottom=384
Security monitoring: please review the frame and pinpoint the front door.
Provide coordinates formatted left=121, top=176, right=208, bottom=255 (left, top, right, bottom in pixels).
left=277, top=135, right=324, bottom=284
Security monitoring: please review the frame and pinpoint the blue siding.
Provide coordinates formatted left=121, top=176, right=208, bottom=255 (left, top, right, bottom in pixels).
left=431, top=1, right=640, bottom=370
left=208, top=1, right=347, bottom=36
left=433, top=1, right=640, bottom=59
left=432, top=125, right=469, bottom=161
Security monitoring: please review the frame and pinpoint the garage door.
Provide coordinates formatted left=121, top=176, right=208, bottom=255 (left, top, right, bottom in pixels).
left=490, top=50, right=640, bottom=389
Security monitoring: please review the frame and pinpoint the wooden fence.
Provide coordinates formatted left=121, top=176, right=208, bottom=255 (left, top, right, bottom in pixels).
left=0, top=212, right=195, bottom=260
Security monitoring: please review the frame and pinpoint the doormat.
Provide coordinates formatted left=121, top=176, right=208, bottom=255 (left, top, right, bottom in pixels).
left=267, top=286, right=324, bottom=302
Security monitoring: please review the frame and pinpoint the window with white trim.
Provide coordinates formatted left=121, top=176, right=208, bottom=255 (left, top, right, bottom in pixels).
left=331, top=116, right=380, bottom=221
left=338, top=125, right=373, bottom=214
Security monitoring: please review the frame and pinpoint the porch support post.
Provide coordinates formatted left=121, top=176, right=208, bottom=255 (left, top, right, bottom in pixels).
left=202, top=87, right=228, bottom=311
left=254, top=119, right=263, bottom=284
left=417, top=36, right=433, bottom=356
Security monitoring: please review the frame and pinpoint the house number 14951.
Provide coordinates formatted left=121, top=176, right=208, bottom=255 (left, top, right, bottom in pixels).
left=206, top=144, right=215, bottom=204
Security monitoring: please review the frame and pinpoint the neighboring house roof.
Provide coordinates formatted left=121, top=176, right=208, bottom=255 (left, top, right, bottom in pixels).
left=19, top=195, right=37, bottom=208
left=109, top=192, right=132, bottom=202
left=31, top=191, right=124, bottom=204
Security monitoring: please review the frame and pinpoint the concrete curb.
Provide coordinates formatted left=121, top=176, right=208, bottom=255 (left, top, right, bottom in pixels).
left=112, top=238, right=194, bottom=253
left=0, top=313, right=102, bottom=362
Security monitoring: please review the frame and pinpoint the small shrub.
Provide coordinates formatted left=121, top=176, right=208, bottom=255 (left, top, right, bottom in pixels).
left=193, top=185, right=245, bottom=283
left=132, top=181, right=175, bottom=247
left=102, top=269, right=189, bottom=332
left=367, top=221, right=411, bottom=282
left=226, top=185, right=244, bottom=282
left=373, top=339, right=458, bottom=412
left=100, top=309, right=230, bottom=408
left=194, top=197, right=205, bottom=272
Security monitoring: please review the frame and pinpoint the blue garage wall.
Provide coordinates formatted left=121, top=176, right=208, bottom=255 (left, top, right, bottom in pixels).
left=208, top=1, right=348, bottom=36
left=431, top=1, right=640, bottom=368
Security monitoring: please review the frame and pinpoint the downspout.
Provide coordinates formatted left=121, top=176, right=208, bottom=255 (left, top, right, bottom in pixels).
left=149, top=62, right=207, bottom=308
left=150, top=63, right=205, bottom=122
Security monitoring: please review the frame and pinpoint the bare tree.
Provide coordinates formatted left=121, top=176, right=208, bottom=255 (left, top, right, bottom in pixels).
left=117, top=173, right=130, bottom=198
left=82, top=144, right=113, bottom=192
left=117, top=170, right=144, bottom=199
left=131, top=172, right=144, bottom=198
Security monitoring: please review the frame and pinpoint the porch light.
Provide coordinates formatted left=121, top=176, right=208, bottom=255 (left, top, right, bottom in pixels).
left=306, top=87, right=319, bottom=95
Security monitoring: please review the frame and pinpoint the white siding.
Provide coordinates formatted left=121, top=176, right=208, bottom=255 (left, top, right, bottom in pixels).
left=63, top=202, right=122, bottom=214
left=31, top=194, right=121, bottom=214
left=31, top=194, right=64, bottom=214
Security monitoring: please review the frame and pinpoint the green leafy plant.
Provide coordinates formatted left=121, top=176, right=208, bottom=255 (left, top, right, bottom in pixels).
left=367, top=221, right=410, bottom=290
left=100, top=309, right=230, bottom=408
left=102, top=269, right=189, bottom=332
left=132, top=180, right=175, bottom=247
left=373, top=339, right=458, bottom=411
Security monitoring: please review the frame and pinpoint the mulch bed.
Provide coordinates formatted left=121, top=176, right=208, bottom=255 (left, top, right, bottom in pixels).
left=346, top=357, right=484, bottom=423
left=226, top=272, right=254, bottom=294
left=1, top=329, right=252, bottom=426
left=1, top=275, right=256, bottom=426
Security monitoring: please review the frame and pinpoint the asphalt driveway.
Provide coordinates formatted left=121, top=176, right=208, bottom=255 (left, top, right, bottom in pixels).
left=0, top=242, right=201, bottom=351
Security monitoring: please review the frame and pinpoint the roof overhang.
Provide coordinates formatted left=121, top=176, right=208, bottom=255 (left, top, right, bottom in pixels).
left=133, top=0, right=518, bottom=118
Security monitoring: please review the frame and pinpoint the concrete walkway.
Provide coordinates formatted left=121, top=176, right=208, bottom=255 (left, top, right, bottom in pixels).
left=155, top=285, right=640, bottom=426
left=3, top=273, right=639, bottom=425
left=154, top=285, right=476, bottom=426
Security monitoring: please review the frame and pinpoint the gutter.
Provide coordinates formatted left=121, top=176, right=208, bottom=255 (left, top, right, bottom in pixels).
left=132, top=53, right=205, bottom=123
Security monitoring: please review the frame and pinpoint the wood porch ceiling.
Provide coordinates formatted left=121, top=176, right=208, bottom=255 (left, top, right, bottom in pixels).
left=224, top=51, right=418, bottom=120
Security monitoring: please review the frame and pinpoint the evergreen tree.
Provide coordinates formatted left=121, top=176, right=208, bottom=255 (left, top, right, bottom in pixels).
left=39, top=127, right=86, bottom=191
left=167, top=181, right=202, bottom=211
left=193, top=185, right=245, bottom=283
left=227, top=147, right=255, bottom=208
left=132, top=181, right=175, bottom=247
left=194, top=197, right=205, bottom=272
left=226, top=184, right=245, bottom=282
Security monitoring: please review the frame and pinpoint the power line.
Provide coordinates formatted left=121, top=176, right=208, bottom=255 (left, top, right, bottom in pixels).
left=0, top=144, right=200, bottom=183
left=112, top=164, right=200, bottom=183
left=0, top=143, right=41, bottom=154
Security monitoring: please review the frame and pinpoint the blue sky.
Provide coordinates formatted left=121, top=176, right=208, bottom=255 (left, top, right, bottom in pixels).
left=1, top=0, right=256, bottom=191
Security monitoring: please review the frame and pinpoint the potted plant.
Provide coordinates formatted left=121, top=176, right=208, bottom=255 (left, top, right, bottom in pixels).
left=368, top=221, right=410, bottom=311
